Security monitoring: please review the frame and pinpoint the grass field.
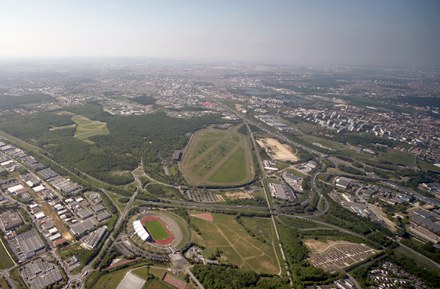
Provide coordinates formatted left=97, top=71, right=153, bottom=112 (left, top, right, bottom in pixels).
left=10, top=268, right=26, bottom=289
left=394, top=245, right=439, bottom=272
left=181, top=125, right=255, bottom=186
left=92, top=267, right=132, bottom=289
left=190, top=213, right=280, bottom=275
left=296, top=135, right=343, bottom=150
left=91, top=266, right=178, bottom=289
left=0, top=238, right=15, bottom=269
left=145, top=220, right=171, bottom=241
left=277, top=216, right=330, bottom=230
left=147, top=280, right=175, bottom=289
left=72, top=115, right=109, bottom=144
left=377, top=148, right=416, bottom=166
left=0, top=277, right=10, bottom=289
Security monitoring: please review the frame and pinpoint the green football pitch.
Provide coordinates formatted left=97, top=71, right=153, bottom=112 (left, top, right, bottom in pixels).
left=145, top=220, right=170, bottom=241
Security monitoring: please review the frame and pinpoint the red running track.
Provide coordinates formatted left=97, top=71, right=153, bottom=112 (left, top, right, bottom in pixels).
left=141, top=216, right=175, bottom=246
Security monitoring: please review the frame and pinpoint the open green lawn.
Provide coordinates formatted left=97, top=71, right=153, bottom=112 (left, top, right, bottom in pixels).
left=145, top=220, right=170, bottom=241
left=240, top=217, right=276, bottom=244
left=0, top=239, right=15, bottom=269
left=132, top=267, right=150, bottom=279
left=91, top=268, right=131, bottom=289
left=417, top=159, right=440, bottom=173
left=297, top=135, right=343, bottom=150
left=10, top=268, right=26, bottom=289
left=394, top=245, right=439, bottom=273
left=190, top=213, right=280, bottom=275
left=208, top=147, right=247, bottom=183
left=72, top=114, right=109, bottom=144
left=378, top=149, right=416, bottom=166
left=147, top=280, right=175, bottom=289
left=181, top=125, right=255, bottom=186
left=0, top=277, right=10, bottom=289
left=277, top=216, right=329, bottom=230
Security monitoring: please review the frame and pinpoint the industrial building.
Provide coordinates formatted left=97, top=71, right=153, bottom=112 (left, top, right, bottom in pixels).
left=0, top=211, right=23, bottom=231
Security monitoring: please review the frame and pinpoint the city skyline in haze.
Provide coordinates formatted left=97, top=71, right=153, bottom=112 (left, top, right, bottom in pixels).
left=1, top=0, right=439, bottom=67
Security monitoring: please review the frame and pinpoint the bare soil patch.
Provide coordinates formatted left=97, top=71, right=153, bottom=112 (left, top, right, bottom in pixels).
left=225, top=191, right=254, bottom=200
left=256, top=138, right=299, bottom=162
left=190, top=213, right=214, bottom=222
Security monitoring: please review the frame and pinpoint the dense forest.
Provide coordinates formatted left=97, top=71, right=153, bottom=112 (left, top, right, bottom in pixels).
left=0, top=103, right=224, bottom=185
left=0, top=93, right=54, bottom=109
left=192, top=264, right=290, bottom=289
left=130, top=95, right=156, bottom=105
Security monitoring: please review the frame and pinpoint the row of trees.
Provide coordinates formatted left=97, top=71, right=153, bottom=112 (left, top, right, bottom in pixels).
left=192, top=264, right=290, bottom=289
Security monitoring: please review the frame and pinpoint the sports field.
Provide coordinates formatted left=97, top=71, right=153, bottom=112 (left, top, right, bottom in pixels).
left=145, top=220, right=171, bottom=241
left=190, top=213, right=280, bottom=274
left=72, top=115, right=109, bottom=144
left=180, top=125, right=255, bottom=186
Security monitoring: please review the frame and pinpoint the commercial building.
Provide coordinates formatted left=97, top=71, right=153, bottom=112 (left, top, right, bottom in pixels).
left=0, top=211, right=23, bottom=231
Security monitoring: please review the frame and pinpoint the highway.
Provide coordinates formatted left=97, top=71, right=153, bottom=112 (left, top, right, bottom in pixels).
left=245, top=121, right=294, bottom=286
left=1, top=109, right=439, bottom=289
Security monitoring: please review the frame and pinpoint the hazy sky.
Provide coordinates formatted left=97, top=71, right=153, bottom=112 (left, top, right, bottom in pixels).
left=1, top=0, right=439, bottom=67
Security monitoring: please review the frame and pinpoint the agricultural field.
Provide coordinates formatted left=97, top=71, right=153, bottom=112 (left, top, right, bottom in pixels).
left=180, top=125, right=255, bottom=186
left=145, top=220, right=171, bottom=241
left=190, top=213, right=280, bottom=275
left=71, top=114, right=109, bottom=144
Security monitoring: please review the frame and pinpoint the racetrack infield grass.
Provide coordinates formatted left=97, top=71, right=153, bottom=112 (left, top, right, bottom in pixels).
left=145, top=220, right=171, bottom=241
left=181, top=125, right=255, bottom=187
left=190, top=213, right=280, bottom=275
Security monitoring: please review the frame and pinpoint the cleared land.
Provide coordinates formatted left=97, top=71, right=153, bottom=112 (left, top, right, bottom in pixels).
left=190, top=213, right=280, bottom=274
left=49, top=124, right=76, bottom=131
left=145, top=220, right=171, bottom=241
left=305, top=239, right=377, bottom=272
left=225, top=190, right=253, bottom=200
left=40, top=203, right=74, bottom=241
left=72, top=115, right=109, bottom=144
left=181, top=125, right=255, bottom=186
left=256, top=138, right=299, bottom=162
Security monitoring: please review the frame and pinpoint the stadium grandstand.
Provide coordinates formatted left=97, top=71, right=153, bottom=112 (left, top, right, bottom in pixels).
left=133, top=220, right=151, bottom=242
